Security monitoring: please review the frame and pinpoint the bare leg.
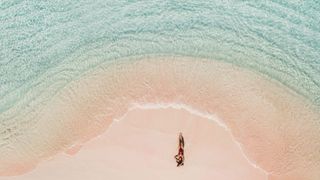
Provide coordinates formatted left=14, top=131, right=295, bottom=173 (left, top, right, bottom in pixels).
left=177, top=159, right=183, bottom=167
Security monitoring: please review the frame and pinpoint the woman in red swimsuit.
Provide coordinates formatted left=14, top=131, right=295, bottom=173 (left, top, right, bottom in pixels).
left=174, top=132, right=185, bottom=167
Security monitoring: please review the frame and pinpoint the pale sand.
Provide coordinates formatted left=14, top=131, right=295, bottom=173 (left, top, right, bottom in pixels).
left=1, top=57, right=319, bottom=179
left=0, top=107, right=267, bottom=180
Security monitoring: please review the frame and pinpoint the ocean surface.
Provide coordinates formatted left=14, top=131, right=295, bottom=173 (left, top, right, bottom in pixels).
left=0, top=0, right=320, bottom=178
left=1, top=0, right=320, bottom=113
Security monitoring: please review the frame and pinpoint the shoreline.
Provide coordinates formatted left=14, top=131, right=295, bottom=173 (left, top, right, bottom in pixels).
left=1, top=56, right=319, bottom=179
left=1, top=107, right=268, bottom=180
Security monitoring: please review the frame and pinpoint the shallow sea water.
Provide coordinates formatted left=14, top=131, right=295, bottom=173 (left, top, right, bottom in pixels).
left=1, top=1, right=320, bottom=107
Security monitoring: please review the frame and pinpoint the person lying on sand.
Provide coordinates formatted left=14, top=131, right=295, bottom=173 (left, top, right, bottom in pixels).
left=174, top=132, right=185, bottom=167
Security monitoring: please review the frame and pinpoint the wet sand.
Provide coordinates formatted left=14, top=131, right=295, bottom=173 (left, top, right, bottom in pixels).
left=1, top=57, right=319, bottom=179
left=1, top=107, right=267, bottom=180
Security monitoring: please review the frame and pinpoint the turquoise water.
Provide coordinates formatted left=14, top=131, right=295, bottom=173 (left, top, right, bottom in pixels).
left=0, top=0, right=319, bottom=115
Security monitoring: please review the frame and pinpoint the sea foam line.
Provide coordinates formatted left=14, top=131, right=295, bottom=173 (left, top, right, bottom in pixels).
left=111, top=102, right=269, bottom=177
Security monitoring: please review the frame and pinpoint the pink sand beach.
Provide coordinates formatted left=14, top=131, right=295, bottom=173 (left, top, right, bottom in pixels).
left=0, top=107, right=267, bottom=180
left=1, top=57, right=319, bottom=179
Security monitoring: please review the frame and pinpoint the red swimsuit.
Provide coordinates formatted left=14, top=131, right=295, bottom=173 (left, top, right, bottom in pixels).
left=178, top=147, right=184, bottom=156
